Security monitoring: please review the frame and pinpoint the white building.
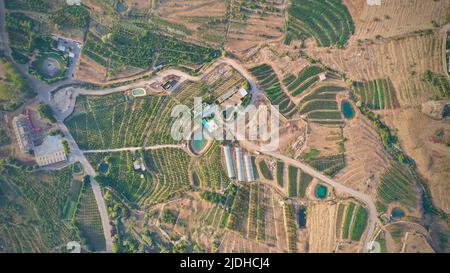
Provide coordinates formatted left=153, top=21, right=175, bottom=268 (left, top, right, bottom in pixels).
left=244, top=153, right=255, bottom=182
left=34, top=135, right=67, bottom=166
left=223, top=146, right=236, bottom=179
left=235, top=147, right=245, bottom=182
left=12, top=114, right=33, bottom=152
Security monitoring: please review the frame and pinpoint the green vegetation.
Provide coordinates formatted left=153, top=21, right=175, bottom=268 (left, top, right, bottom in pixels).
left=0, top=162, right=82, bottom=252
left=76, top=180, right=106, bottom=252
left=423, top=70, right=450, bottom=98
left=335, top=203, right=345, bottom=238
left=51, top=5, right=90, bottom=29
left=342, top=202, right=355, bottom=239
left=192, top=143, right=231, bottom=190
left=284, top=204, right=298, bottom=253
left=5, top=0, right=50, bottom=12
left=258, top=160, right=273, bottom=180
left=352, top=79, right=399, bottom=109
left=38, top=103, right=56, bottom=123
left=66, top=94, right=177, bottom=150
left=202, top=183, right=238, bottom=229
left=286, top=0, right=355, bottom=48
left=350, top=206, right=368, bottom=241
left=299, top=171, right=313, bottom=198
left=160, top=209, right=178, bottom=225
left=377, top=164, right=419, bottom=209
left=93, top=148, right=191, bottom=208
left=307, top=111, right=342, bottom=120
left=288, top=165, right=299, bottom=198
left=227, top=185, right=250, bottom=233
left=276, top=161, right=285, bottom=187
left=284, top=66, right=324, bottom=96
left=82, top=23, right=218, bottom=76
left=29, top=52, right=69, bottom=84
left=0, top=60, right=33, bottom=110
left=306, top=154, right=345, bottom=177
left=249, top=64, right=298, bottom=118
left=0, top=127, right=11, bottom=147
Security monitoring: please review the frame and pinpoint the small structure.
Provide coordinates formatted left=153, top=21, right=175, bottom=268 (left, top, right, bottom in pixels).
left=202, top=118, right=218, bottom=133
left=223, top=146, right=236, bottom=179
left=238, top=87, right=248, bottom=97
left=34, top=135, right=67, bottom=166
left=244, top=153, right=255, bottom=182
left=66, top=0, right=82, bottom=6
left=319, top=73, right=327, bottom=81
left=235, top=147, right=245, bottom=182
left=12, top=114, right=34, bottom=152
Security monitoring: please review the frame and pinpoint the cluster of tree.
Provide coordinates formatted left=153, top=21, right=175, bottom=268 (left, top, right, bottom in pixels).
left=160, top=209, right=178, bottom=225
left=0, top=60, right=33, bottom=110
left=51, top=5, right=90, bottom=29
left=37, top=103, right=56, bottom=123
left=5, top=0, right=49, bottom=12
left=200, top=191, right=227, bottom=205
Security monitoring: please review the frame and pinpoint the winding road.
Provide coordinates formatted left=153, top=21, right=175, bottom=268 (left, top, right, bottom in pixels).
left=0, top=0, right=379, bottom=252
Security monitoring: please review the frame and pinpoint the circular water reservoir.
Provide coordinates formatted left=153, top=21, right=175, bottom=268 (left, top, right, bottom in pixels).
left=315, top=184, right=328, bottom=199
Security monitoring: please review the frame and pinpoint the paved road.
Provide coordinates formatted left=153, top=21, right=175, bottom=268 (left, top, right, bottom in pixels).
left=235, top=135, right=378, bottom=253
left=82, top=144, right=185, bottom=154
left=58, top=121, right=114, bottom=252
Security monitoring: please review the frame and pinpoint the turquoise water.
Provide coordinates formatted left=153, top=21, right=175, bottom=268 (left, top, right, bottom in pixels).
left=391, top=208, right=405, bottom=218
left=298, top=206, right=307, bottom=228
left=190, top=138, right=207, bottom=154
left=341, top=100, right=355, bottom=119
left=315, top=184, right=328, bottom=199
left=98, top=162, right=109, bottom=174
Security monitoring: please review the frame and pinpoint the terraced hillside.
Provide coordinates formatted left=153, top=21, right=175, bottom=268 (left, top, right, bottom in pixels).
left=286, top=0, right=355, bottom=48
left=91, top=148, right=191, bottom=208
left=250, top=64, right=298, bottom=118
left=66, top=94, right=177, bottom=150
left=299, top=85, right=346, bottom=126
left=283, top=65, right=325, bottom=97
left=0, top=164, right=81, bottom=252
left=352, top=79, right=400, bottom=110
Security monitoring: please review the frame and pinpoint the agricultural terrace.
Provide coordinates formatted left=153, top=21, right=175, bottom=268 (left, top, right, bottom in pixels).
left=91, top=148, right=191, bottom=209
left=276, top=161, right=285, bottom=187
left=65, top=94, right=177, bottom=150
left=376, top=164, right=419, bottom=212
left=5, top=0, right=50, bottom=12
left=191, top=142, right=232, bottom=191
left=297, top=85, right=346, bottom=126
left=257, top=159, right=273, bottom=181
left=352, top=79, right=400, bottom=110
left=336, top=202, right=368, bottom=241
left=5, top=12, right=40, bottom=62
left=200, top=184, right=239, bottom=230
left=0, top=164, right=81, bottom=252
left=302, top=147, right=346, bottom=177
left=283, top=65, right=325, bottom=97
left=75, top=182, right=106, bottom=252
left=249, top=64, right=298, bottom=118
left=286, top=0, right=354, bottom=48
left=300, top=85, right=344, bottom=113
left=284, top=203, right=298, bottom=253
left=82, top=23, right=219, bottom=77
left=423, top=70, right=450, bottom=98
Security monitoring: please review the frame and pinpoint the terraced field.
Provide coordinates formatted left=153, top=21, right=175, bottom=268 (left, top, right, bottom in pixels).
left=0, top=164, right=81, bottom=252
left=283, top=66, right=324, bottom=97
left=298, top=85, right=346, bottom=125
left=91, top=148, right=191, bottom=208
left=75, top=182, right=106, bottom=252
left=82, top=23, right=219, bottom=77
left=352, top=79, right=400, bottom=110
left=249, top=64, right=298, bottom=118
left=286, top=0, right=355, bottom=48
left=335, top=202, right=368, bottom=242
left=66, top=94, right=177, bottom=150
left=377, top=163, right=419, bottom=211
left=191, top=142, right=232, bottom=190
